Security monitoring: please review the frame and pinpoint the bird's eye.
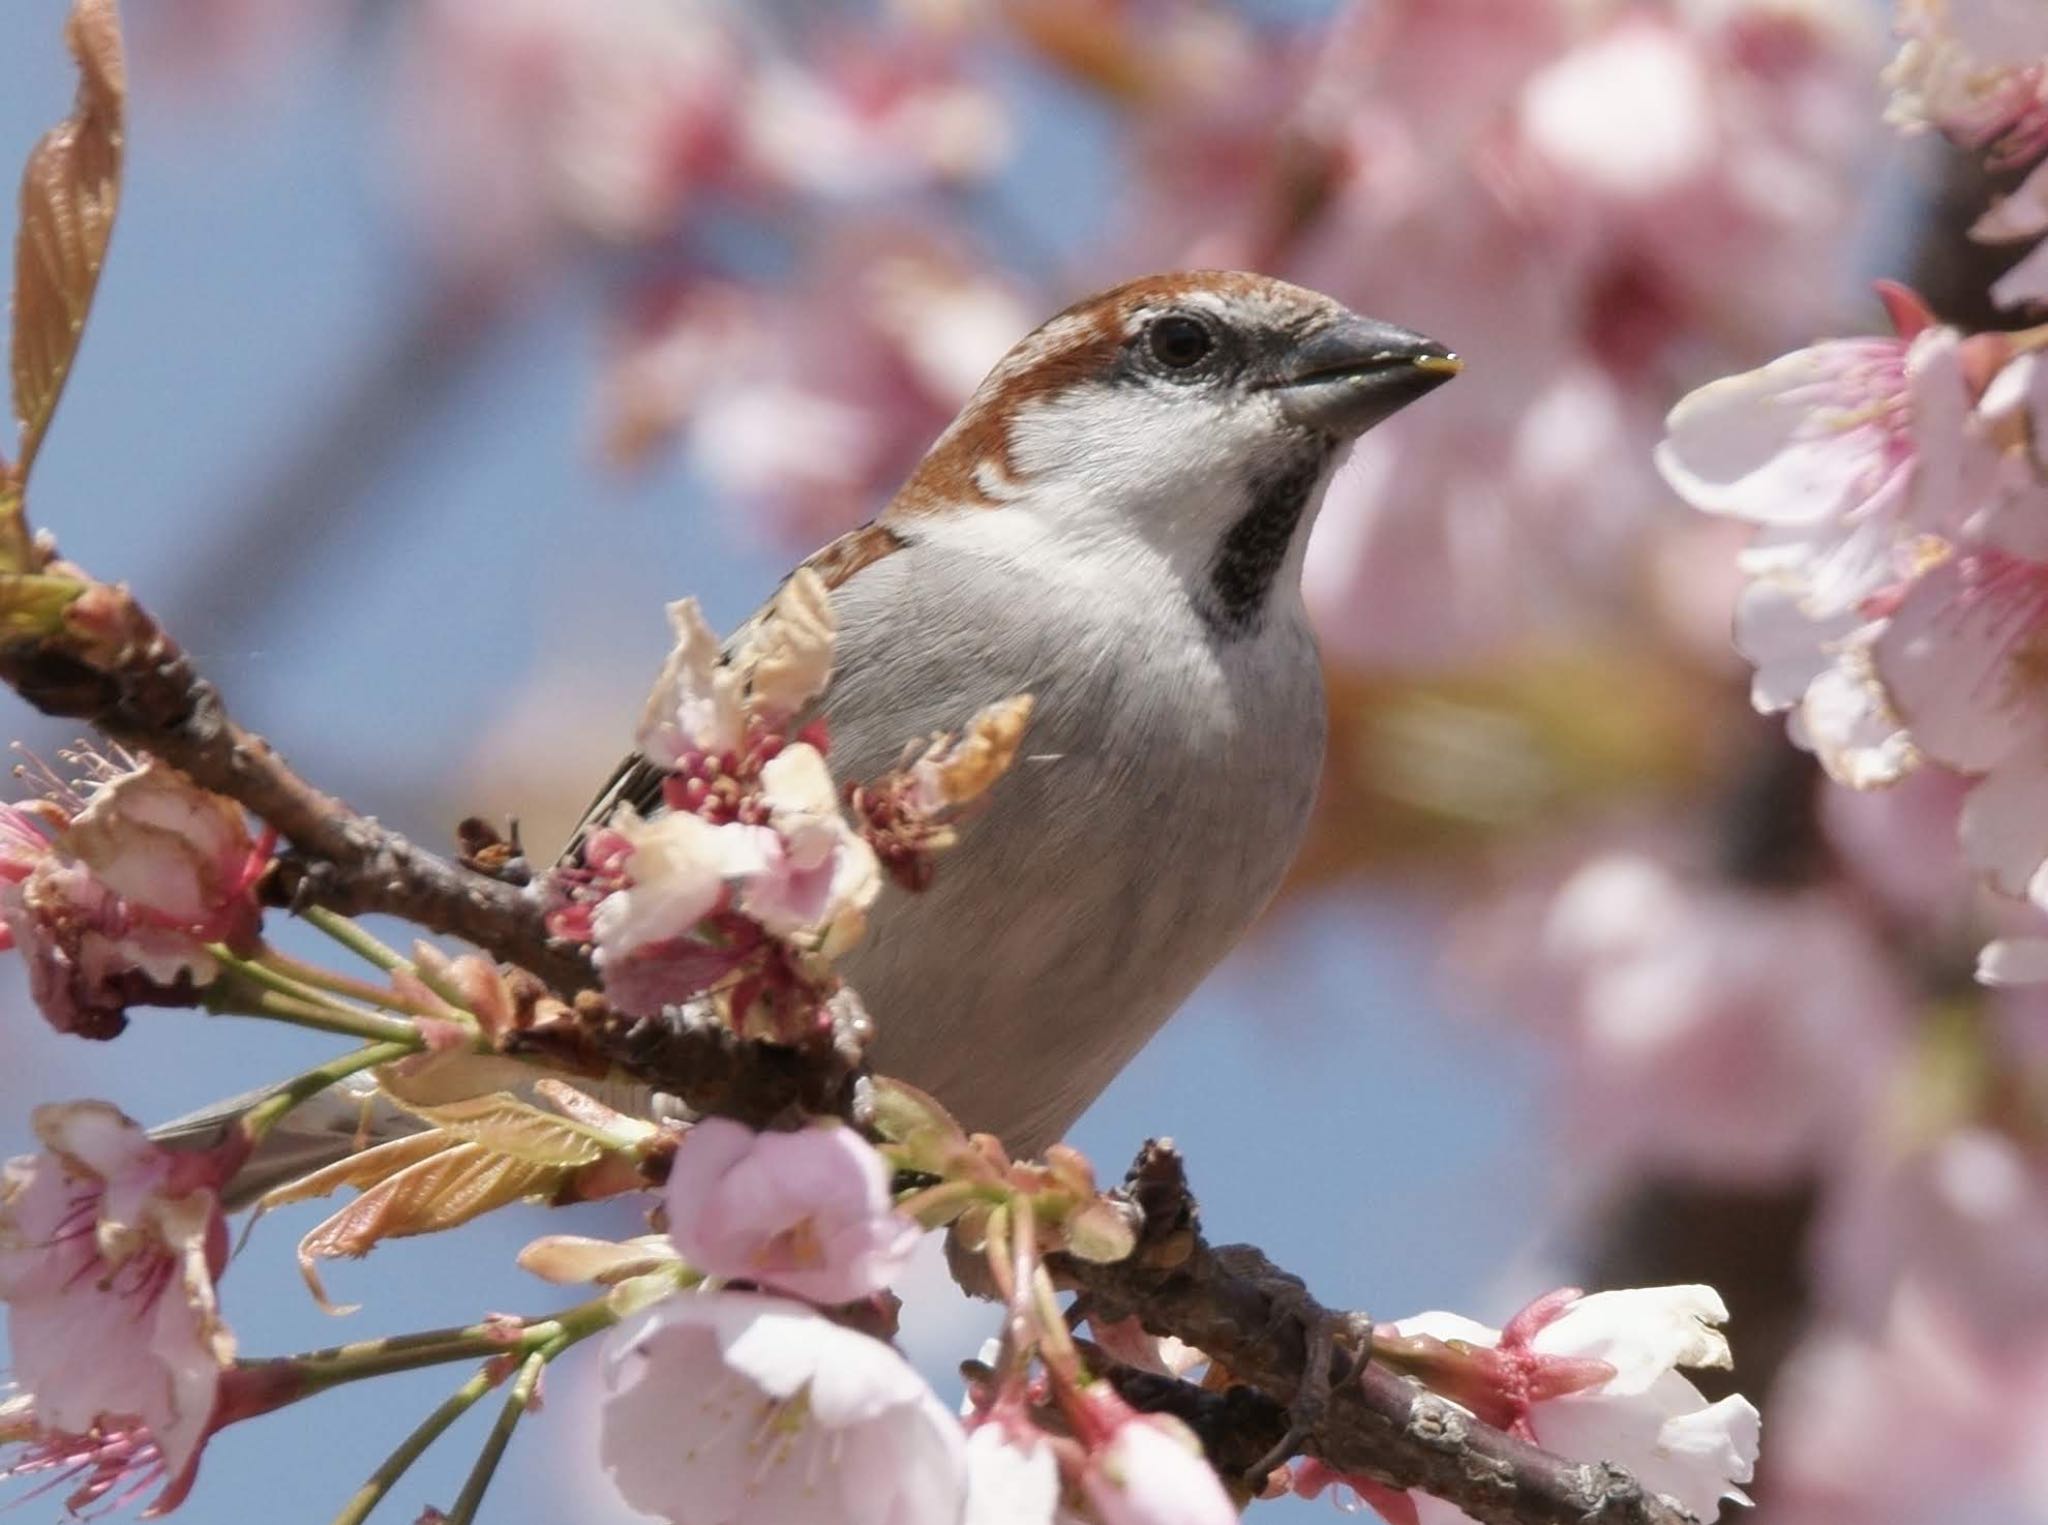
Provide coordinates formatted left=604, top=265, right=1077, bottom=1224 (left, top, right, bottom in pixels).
left=1145, top=315, right=1214, bottom=371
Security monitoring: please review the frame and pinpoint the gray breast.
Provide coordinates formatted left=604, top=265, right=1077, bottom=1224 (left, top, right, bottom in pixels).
left=820, top=534, right=1326, bottom=1152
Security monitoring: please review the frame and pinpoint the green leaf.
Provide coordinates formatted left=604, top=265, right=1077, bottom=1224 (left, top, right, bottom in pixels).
left=0, top=570, right=84, bottom=634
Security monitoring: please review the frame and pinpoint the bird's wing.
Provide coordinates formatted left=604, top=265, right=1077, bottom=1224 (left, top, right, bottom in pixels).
left=557, top=518, right=910, bottom=864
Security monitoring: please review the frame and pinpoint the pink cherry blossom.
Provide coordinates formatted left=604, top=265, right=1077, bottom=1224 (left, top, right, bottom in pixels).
left=1770, top=1284, right=2048, bottom=1525
left=1287, top=0, right=1878, bottom=665
left=638, top=240, right=1029, bottom=543
left=737, top=745, right=880, bottom=947
left=0, top=1102, right=235, bottom=1515
left=1656, top=322, right=1986, bottom=618
left=600, top=1290, right=966, bottom=1525
left=963, top=1415, right=1061, bottom=1525
left=63, top=762, right=266, bottom=945
left=1811, top=1121, right=2048, bottom=1339
left=1887, top=0, right=2048, bottom=309
left=1356, top=1287, right=1758, bottom=1525
left=1453, top=846, right=1913, bottom=1186
left=0, top=762, right=268, bottom=1039
left=392, top=0, right=748, bottom=278
left=636, top=597, right=747, bottom=767
left=584, top=808, right=770, bottom=969
left=664, top=1118, right=918, bottom=1304
left=1073, top=1390, right=1235, bottom=1525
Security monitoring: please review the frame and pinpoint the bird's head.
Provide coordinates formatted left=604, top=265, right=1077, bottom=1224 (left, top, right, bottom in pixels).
left=891, top=271, right=1458, bottom=627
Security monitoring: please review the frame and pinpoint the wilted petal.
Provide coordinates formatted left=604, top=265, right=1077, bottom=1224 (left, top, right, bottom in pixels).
left=741, top=568, right=836, bottom=721
left=637, top=598, right=745, bottom=766
left=591, top=809, right=770, bottom=962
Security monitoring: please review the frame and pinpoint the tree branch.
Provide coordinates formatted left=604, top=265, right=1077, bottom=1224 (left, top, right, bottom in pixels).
left=0, top=574, right=861, bottom=1126
left=1052, top=1142, right=1699, bottom=1525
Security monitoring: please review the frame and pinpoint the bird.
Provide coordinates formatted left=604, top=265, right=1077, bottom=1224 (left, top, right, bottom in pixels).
left=573, top=269, right=1457, bottom=1153
left=170, top=270, right=1457, bottom=1194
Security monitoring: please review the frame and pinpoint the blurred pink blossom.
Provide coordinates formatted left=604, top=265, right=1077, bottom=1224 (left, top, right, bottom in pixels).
left=395, top=0, right=1007, bottom=286
left=1454, top=847, right=1912, bottom=1186
left=0, top=1103, right=235, bottom=1516
left=600, top=1290, right=965, bottom=1525
left=1771, top=1284, right=2048, bottom=1525
left=394, top=0, right=747, bottom=277
left=664, top=1118, right=918, bottom=1304
left=1812, top=1122, right=2048, bottom=1339
left=1280, top=0, right=1877, bottom=665
left=604, top=242, right=1031, bottom=539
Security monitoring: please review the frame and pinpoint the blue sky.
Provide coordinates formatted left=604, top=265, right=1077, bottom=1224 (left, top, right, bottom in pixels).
left=0, top=14, right=1553, bottom=1522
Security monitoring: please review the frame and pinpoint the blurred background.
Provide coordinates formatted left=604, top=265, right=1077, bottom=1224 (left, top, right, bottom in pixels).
left=3, top=1, right=2042, bottom=1521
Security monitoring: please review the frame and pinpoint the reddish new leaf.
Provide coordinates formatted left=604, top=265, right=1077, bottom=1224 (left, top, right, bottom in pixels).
left=294, top=1141, right=565, bottom=1312
left=9, top=0, right=125, bottom=520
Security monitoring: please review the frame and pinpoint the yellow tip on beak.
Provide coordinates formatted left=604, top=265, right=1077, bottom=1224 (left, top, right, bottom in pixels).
left=1412, top=353, right=1463, bottom=377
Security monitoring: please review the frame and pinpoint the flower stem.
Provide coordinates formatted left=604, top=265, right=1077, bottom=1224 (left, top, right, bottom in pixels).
left=206, top=958, right=426, bottom=1049
left=301, top=905, right=410, bottom=973
left=266, top=1294, right=625, bottom=1396
left=302, top=905, right=472, bottom=1010
left=444, top=1348, right=548, bottom=1525
left=242, top=1041, right=416, bottom=1142
left=260, top=945, right=439, bottom=1017
left=329, top=1363, right=499, bottom=1525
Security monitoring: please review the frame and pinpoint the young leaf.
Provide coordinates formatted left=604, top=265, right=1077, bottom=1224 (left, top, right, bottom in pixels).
left=389, top=1092, right=611, bottom=1168
left=294, top=1142, right=563, bottom=1312
left=9, top=0, right=125, bottom=512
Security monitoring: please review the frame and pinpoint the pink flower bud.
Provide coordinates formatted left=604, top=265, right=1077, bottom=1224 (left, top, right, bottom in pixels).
left=665, top=1117, right=919, bottom=1304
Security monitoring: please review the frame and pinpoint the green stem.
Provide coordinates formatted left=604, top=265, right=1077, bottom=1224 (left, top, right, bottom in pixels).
left=242, top=1041, right=416, bottom=1142
left=445, top=1349, right=549, bottom=1525
left=303, top=905, right=472, bottom=1011
left=329, top=1364, right=498, bottom=1525
left=207, top=961, right=426, bottom=1049
left=259, top=1294, right=624, bottom=1397
left=260, top=946, right=440, bottom=1018
left=301, top=906, right=410, bottom=973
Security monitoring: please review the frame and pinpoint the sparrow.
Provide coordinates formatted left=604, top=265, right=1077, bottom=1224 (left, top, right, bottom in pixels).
left=170, top=270, right=1457, bottom=1194
left=577, top=269, right=1457, bottom=1151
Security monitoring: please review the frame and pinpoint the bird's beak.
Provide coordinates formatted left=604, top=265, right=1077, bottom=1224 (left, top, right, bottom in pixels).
left=1270, top=314, right=1460, bottom=436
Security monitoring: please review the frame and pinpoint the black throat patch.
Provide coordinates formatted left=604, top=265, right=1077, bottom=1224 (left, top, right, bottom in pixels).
left=1203, top=446, right=1331, bottom=637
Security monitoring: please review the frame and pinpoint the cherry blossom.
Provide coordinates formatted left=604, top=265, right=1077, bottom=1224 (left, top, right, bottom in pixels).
left=1887, top=0, right=2048, bottom=307
left=1454, top=846, right=1914, bottom=1185
left=1811, top=1121, right=2048, bottom=1339
left=1336, top=1287, right=1758, bottom=1525
left=550, top=574, right=878, bottom=1015
left=664, top=1119, right=919, bottom=1305
left=1770, top=1284, right=2048, bottom=1525
left=738, top=744, right=880, bottom=949
left=393, top=0, right=748, bottom=277
left=599, top=1291, right=966, bottom=1525
left=963, top=1415, right=1061, bottom=1525
left=0, top=761, right=268, bottom=1039
left=1072, top=1389, right=1236, bottom=1525
left=614, top=241, right=1030, bottom=537
left=0, top=1103, right=235, bottom=1515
